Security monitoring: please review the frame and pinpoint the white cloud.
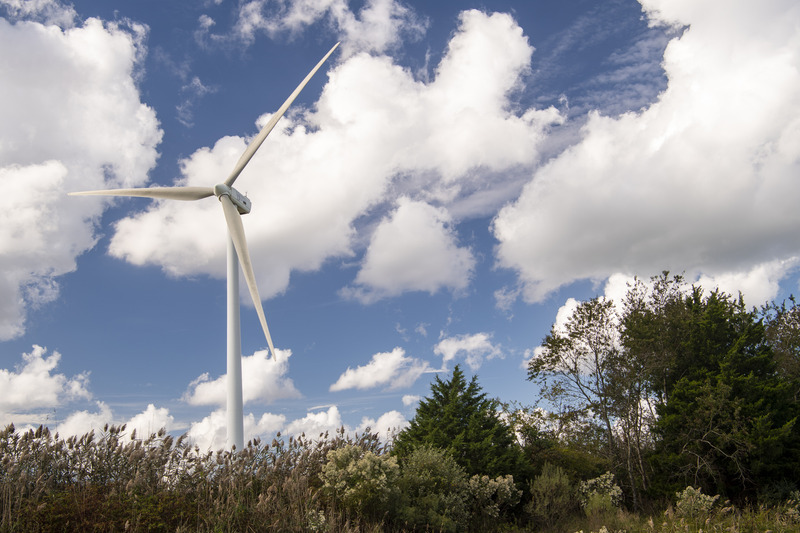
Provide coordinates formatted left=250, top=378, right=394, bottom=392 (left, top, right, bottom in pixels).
left=285, top=405, right=343, bottom=438
left=0, top=15, right=161, bottom=338
left=493, top=0, right=800, bottom=304
left=342, top=198, right=475, bottom=303
left=0, top=345, right=91, bottom=423
left=696, top=259, right=798, bottom=307
left=434, top=332, right=502, bottom=371
left=402, top=394, right=420, bottom=407
left=227, top=0, right=427, bottom=56
left=330, top=347, right=430, bottom=391
left=54, top=402, right=177, bottom=440
left=357, top=410, right=407, bottom=443
left=107, top=10, right=560, bottom=304
left=0, top=0, right=76, bottom=26
left=188, top=408, right=287, bottom=451
left=56, top=401, right=114, bottom=438
left=126, top=404, right=176, bottom=440
left=184, top=348, right=301, bottom=407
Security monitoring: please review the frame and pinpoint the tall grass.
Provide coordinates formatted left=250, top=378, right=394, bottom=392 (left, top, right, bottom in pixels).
left=0, top=423, right=384, bottom=532
left=2, top=424, right=798, bottom=532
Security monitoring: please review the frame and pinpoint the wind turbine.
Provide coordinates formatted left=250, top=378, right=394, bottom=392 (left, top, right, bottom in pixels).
left=70, top=43, right=339, bottom=450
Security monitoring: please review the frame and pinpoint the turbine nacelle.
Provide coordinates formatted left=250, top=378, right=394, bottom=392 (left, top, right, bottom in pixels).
left=214, top=184, right=251, bottom=215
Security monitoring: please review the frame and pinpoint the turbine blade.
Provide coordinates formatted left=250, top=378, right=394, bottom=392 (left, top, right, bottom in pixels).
left=224, top=42, right=340, bottom=187
left=69, top=187, right=215, bottom=201
left=219, top=194, right=277, bottom=359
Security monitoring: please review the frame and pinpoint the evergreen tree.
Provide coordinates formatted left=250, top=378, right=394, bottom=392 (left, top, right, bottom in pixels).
left=393, top=365, right=522, bottom=479
left=623, top=277, right=800, bottom=502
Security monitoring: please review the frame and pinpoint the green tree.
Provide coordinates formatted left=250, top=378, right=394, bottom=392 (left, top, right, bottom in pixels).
left=527, top=297, right=622, bottom=459
left=624, top=277, right=800, bottom=502
left=527, top=296, right=652, bottom=506
left=763, top=296, right=800, bottom=400
left=393, top=365, right=522, bottom=479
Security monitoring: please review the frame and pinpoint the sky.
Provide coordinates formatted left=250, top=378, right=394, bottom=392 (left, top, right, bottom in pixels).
left=1, top=0, right=799, bottom=450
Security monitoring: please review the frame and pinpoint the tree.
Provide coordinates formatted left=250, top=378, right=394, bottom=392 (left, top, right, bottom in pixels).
left=528, top=295, right=654, bottom=507
left=623, top=277, right=800, bottom=502
left=528, top=297, right=622, bottom=458
left=393, top=366, right=522, bottom=479
left=763, top=296, right=800, bottom=400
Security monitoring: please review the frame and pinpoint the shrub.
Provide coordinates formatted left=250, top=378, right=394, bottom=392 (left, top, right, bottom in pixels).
left=396, top=446, right=470, bottom=532
left=674, top=485, right=719, bottom=519
left=468, top=474, right=521, bottom=530
left=578, top=472, right=622, bottom=518
left=320, top=443, right=399, bottom=521
left=779, top=490, right=800, bottom=525
left=526, top=462, right=575, bottom=527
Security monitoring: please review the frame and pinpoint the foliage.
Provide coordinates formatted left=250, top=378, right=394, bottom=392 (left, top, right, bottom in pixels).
left=530, top=272, right=800, bottom=508
left=527, top=297, right=622, bottom=458
left=579, top=471, right=623, bottom=519
left=674, top=485, right=719, bottom=519
left=528, top=295, right=653, bottom=507
left=393, top=365, right=523, bottom=480
left=526, top=462, right=576, bottom=527
left=639, top=283, right=800, bottom=501
left=320, top=444, right=399, bottom=521
left=394, top=445, right=470, bottom=532
left=467, top=474, right=522, bottom=531
left=0, top=423, right=384, bottom=532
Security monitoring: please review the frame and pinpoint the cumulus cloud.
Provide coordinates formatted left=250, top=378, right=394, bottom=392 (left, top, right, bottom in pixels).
left=188, top=408, right=286, bottom=450
left=107, top=10, right=560, bottom=304
left=434, top=332, right=502, bottom=370
left=330, top=347, right=430, bottom=391
left=0, top=345, right=91, bottom=424
left=493, top=0, right=800, bottom=305
left=220, top=0, right=427, bottom=56
left=0, top=0, right=76, bottom=26
left=285, top=405, right=343, bottom=437
left=402, top=394, right=420, bottom=407
left=342, top=199, right=475, bottom=303
left=356, top=410, right=407, bottom=442
left=0, top=14, right=161, bottom=339
left=184, top=348, right=301, bottom=407
left=56, top=401, right=114, bottom=438
left=55, top=402, right=177, bottom=440
left=126, top=404, right=176, bottom=439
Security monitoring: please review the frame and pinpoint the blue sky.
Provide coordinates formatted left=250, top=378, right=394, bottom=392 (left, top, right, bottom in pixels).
left=1, top=0, right=799, bottom=450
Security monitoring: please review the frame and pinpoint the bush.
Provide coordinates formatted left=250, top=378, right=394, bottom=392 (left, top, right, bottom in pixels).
left=526, top=462, right=575, bottom=527
left=674, top=485, right=719, bottom=519
left=395, top=446, right=470, bottom=532
left=468, top=474, right=521, bottom=530
left=783, top=490, right=800, bottom=524
left=320, top=444, right=399, bottom=521
left=578, top=472, right=622, bottom=518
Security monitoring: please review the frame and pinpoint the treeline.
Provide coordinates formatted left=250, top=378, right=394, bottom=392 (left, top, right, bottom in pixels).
left=522, top=273, right=800, bottom=509
left=1, top=272, right=800, bottom=531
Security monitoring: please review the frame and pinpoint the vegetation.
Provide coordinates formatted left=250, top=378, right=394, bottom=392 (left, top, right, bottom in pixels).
left=392, top=365, right=525, bottom=480
left=2, top=272, right=800, bottom=531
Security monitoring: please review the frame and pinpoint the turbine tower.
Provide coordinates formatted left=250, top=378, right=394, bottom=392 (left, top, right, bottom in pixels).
left=70, top=43, right=339, bottom=450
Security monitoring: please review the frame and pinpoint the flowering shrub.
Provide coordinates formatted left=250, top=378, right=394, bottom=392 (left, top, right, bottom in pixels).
left=578, top=471, right=622, bottom=515
left=320, top=444, right=399, bottom=519
left=674, top=486, right=719, bottom=519
left=468, top=473, right=521, bottom=527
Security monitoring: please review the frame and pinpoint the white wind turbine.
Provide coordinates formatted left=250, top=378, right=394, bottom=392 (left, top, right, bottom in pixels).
left=70, top=43, right=339, bottom=450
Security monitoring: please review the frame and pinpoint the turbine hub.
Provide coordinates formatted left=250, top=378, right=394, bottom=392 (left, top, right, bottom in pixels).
left=214, top=184, right=251, bottom=214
